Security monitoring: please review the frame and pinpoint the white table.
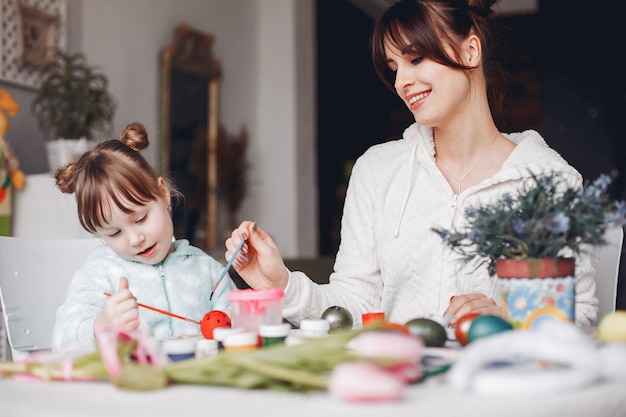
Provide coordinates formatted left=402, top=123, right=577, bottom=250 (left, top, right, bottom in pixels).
left=1, top=376, right=625, bottom=417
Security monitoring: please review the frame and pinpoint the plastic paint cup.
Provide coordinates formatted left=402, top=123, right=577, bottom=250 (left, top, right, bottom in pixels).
left=228, top=289, right=285, bottom=334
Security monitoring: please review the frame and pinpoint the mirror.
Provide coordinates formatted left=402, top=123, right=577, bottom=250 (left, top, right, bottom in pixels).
left=160, top=24, right=221, bottom=252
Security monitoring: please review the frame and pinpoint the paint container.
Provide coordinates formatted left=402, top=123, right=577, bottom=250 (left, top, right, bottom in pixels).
left=213, top=327, right=245, bottom=350
left=222, top=332, right=259, bottom=352
left=195, top=339, right=219, bottom=358
left=299, top=319, right=330, bottom=338
left=362, top=312, right=386, bottom=326
left=162, top=339, right=197, bottom=362
left=259, top=323, right=292, bottom=347
left=228, top=289, right=285, bottom=335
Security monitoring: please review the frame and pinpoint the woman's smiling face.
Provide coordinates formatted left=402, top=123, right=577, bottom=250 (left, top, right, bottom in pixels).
left=384, top=35, right=476, bottom=127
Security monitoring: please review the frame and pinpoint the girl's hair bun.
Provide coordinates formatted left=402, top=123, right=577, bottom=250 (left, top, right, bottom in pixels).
left=120, top=122, right=149, bottom=152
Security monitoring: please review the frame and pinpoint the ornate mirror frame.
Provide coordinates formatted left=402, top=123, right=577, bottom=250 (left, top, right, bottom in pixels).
left=160, top=24, right=221, bottom=252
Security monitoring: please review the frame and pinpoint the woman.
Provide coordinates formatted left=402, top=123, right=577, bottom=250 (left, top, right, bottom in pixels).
left=225, top=0, right=598, bottom=328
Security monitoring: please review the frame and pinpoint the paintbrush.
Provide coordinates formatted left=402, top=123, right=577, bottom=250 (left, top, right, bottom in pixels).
left=209, top=237, right=245, bottom=300
left=103, top=292, right=200, bottom=325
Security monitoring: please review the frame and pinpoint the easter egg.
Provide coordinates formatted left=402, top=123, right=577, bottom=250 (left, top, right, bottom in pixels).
left=598, top=311, right=626, bottom=344
left=467, top=315, right=513, bottom=342
left=454, top=312, right=481, bottom=346
left=380, top=322, right=411, bottom=335
left=322, top=306, right=354, bottom=332
left=405, top=318, right=447, bottom=347
left=200, top=310, right=232, bottom=339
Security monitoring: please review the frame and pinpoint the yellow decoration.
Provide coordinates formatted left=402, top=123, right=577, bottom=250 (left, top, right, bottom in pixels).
left=0, top=89, right=20, bottom=135
left=597, top=311, right=626, bottom=344
left=10, top=169, right=25, bottom=189
left=0, top=88, right=25, bottom=191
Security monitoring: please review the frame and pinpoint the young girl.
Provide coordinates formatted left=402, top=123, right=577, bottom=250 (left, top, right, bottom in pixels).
left=51, top=122, right=236, bottom=352
left=224, top=0, right=598, bottom=329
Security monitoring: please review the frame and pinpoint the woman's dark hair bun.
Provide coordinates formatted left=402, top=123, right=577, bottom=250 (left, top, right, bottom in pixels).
left=467, top=0, right=497, bottom=17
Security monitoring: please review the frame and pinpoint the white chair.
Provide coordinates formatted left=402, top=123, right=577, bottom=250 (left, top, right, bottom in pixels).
left=12, top=173, right=92, bottom=239
left=592, top=225, right=624, bottom=321
left=0, top=236, right=103, bottom=361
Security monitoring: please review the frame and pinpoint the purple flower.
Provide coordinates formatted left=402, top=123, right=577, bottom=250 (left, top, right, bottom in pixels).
left=502, top=193, right=514, bottom=207
left=545, top=212, right=570, bottom=234
left=592, top=174, right=612, bottom=192
left=464, top=207, right=477, bottom=217
left=512, top=218, right=526, bottom=235
left=469, top=229, right=484, bottom=244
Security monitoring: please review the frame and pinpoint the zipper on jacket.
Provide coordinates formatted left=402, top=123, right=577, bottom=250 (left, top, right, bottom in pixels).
left=157, top=263, right=174, bottom=335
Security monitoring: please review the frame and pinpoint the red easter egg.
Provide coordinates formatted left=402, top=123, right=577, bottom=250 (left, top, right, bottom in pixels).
left=454, top=312, right=481, bottom=346
left=200, top=310, right=232, bottom=339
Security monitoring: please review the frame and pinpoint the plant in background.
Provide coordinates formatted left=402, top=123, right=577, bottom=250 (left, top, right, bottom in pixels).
left=31, top=48, right=116, bottom=140
left=432, top=173, right=626, bottom=276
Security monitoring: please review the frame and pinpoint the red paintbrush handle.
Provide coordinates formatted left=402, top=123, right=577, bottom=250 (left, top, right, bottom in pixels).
left=103, top=292, right=200, bottom=325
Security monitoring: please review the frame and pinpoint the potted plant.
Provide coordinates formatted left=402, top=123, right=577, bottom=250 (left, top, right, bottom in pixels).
left=432, top=173, right=626, bottom=328
left=31, top=48, right=116, bottom=171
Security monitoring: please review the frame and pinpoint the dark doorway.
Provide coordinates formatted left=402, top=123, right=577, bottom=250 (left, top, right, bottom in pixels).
left=316, top=0, right=412, bottom=256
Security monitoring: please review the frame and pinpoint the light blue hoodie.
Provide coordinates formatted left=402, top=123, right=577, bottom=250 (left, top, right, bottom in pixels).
left=52, top=239, right=236, bottom=351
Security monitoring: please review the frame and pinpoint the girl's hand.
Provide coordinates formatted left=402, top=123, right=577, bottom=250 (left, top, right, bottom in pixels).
left=94, top=277, right=140, bottom=331
left=225, top=221, right=289, bottom=290
left=444, top=293, right=505, bottom=326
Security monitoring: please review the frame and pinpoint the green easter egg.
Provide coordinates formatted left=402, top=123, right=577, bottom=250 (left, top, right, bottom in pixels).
left=467, top=315, right=513, bottom=342
left=405, top=317, right=447, bottom=347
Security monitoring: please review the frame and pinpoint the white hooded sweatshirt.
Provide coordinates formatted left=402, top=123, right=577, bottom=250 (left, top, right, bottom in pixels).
left=282, top=123, right=598, bottom=328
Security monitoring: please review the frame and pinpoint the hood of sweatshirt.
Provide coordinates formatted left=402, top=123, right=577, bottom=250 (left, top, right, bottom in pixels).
left=392, top=123, right=581, bottom=236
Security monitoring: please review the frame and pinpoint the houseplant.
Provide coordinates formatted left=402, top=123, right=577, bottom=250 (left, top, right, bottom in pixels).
left=432, top=173, right=626, bottom=328
left=31, top=48, right=116, bottom=171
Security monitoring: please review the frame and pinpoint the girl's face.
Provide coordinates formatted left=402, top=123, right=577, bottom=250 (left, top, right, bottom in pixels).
left=384, top=39, right=472, bottom=128
left=96, top=185, right=174, bottom=265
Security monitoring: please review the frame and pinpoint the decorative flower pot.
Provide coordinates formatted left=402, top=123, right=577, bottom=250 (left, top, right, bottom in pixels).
left=496, top=258, right=575, bottom=330
left=45, top=138, right=95, bottom=172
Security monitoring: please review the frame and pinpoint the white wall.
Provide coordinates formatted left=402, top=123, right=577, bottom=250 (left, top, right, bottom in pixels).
left=76, top=0, right=317, bottom=257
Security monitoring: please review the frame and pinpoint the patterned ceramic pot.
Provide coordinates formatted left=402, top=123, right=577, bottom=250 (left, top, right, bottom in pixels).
left=496, top=258, right=575, bottom=330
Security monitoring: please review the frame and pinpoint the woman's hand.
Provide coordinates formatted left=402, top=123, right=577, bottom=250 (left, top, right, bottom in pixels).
left=94, top=277, right=140, bottom=331
left=444, top=293, right=505, bottom=326
left=225, top=221, right=289, bottom=290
